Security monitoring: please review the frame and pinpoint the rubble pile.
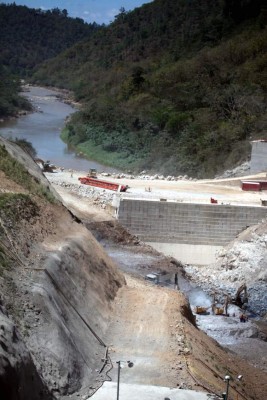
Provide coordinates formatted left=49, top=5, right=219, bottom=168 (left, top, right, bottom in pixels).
left=102, top=171, right=197, bottom=181
left=185, top=227, right=267, bottom=317
left=50, top=179, right=117, bottom=208
left=215, top=161, right=250, bottom=179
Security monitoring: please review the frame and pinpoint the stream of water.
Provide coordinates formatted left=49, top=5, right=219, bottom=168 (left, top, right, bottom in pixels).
left=0, top=86, right=119, bottom=173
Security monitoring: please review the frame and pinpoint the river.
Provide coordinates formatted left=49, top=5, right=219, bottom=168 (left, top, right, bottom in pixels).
left=0, top=86, right=119, bottom=173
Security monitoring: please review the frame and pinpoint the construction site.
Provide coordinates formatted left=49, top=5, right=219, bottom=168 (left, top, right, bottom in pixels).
left=1, top=135, right=267, bottom=400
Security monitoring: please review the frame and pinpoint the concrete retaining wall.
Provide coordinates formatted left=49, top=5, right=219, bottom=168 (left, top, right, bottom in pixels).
left=251, top=141, right=267, bottom=173
left=118, top=199, right=267, bottom=246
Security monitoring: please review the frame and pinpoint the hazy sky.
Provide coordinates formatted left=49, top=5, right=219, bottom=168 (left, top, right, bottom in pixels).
left=2, top=0, right=153, bottom=24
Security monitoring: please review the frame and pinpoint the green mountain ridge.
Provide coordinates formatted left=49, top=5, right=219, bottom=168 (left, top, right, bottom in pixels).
left=2, top=1, right=267, bottom=177
left=0, top=3, right=99, bottom=117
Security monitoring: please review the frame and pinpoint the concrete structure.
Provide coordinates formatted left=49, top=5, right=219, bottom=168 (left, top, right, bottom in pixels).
left=118, top=199, right=267, bottom=264
left=250, top=140, right=267, bottom=173
left=90, top=382, right=211, bottom=400
left=118, top=199, right=267, bottom=246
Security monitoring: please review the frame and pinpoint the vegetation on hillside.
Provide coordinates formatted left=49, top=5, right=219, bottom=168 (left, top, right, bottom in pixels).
left=31, top=0, right=267, bottom=177
left=0, top=144, right=55, bottom=202
left=0, top=3, right=99, bottom=118
left=0, top=66, right=32, bottom=117
left=2, top=1, right=267, bottom=176
left=0, top=3, right=99, bottom=76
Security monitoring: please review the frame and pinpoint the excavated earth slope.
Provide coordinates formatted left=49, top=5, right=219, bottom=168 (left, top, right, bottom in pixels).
left=0, top=137, right=125, bottom=398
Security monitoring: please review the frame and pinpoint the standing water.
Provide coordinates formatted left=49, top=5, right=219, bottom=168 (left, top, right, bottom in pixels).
left=0, top=86, right=120, bottom=173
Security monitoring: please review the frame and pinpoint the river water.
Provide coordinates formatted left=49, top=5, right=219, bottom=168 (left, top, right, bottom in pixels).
left=0, top=86, right=119, bottom=172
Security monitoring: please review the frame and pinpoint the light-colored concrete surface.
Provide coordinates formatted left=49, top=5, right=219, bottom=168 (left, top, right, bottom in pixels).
left=90, top=382, right=210, bottom=400
left=251, top=141, right=267, bottom=173
left=148, top=243, right=223, bottom=265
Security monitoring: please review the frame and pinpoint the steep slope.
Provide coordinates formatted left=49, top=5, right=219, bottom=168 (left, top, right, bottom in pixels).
left=0, top=302, right=53, bottom=400
left=0, top=137, right=125, bottom=397
left=33, top=0, right=267, bottom=177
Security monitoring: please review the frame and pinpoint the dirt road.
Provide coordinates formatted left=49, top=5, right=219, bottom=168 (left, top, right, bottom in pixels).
left=105, top=275, right=194, bottom=388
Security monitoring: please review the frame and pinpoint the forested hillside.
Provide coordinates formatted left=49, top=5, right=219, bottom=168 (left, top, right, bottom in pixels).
left=0, top=3, right=98, bottom=118
left=3, top=1, right=267, bottom=176
left=0, top=66, right=32, bottom=117
left=32, top=0, right=267, bottom=177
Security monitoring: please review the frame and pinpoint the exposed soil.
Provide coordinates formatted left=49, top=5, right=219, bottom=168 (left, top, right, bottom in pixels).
left=0, top=141, right=125, bottom=398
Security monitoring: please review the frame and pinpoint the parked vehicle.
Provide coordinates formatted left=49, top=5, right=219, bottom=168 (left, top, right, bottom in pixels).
left=87, top=168, right=97, bottom=178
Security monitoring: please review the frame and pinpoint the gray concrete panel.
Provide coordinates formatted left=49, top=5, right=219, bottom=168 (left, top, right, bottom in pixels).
left=118, top=199, right=267, bottom=246
left=251, top=141, right=267, bottom=173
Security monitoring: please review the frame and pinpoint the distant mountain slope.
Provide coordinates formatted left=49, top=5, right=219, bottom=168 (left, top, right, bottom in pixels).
left=0, top=3, right=98, bottom=75
left=32, top=0, right=267, bottom=177
left=0, top=3, right=99, bottom=118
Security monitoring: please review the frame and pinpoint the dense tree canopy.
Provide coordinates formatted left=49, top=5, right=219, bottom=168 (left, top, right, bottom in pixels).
left=0, top=3, right=99, bottom=119
left=0, top=3, right=99, bottom=75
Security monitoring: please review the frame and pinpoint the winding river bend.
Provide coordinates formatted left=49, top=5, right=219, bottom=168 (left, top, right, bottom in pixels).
left=0, top=86, right=119, bottom=172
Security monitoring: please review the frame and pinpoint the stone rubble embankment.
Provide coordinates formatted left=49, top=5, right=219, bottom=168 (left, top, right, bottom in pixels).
left=185, top=228, right=267, bottom=318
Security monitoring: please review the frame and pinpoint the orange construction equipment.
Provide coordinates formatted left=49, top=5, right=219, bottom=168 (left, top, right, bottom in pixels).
left=78, top=176, right=128, bottom=192
left=195, top=306, right=209, bottom=314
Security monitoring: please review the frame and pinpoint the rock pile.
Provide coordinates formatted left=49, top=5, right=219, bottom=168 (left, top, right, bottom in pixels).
left=100, top=171, right=196, bottom=181
left=48, top=178, right=119, bottom=208
left=185, top=226, right=267, bottom=317
left=215, top=161, right=250, bottom=179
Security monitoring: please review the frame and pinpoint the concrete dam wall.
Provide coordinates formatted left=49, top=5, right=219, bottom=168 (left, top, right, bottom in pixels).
left=118, top=199, right=267, bottom=247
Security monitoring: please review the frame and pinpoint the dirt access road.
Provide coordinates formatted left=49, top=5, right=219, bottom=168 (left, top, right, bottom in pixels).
left=104, top=275, right=194, bottom=389
left=47, top=168, right=267, bottom=207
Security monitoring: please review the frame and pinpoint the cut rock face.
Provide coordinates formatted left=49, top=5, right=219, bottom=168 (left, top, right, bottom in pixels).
left=0, top=301, right=53, bottom=400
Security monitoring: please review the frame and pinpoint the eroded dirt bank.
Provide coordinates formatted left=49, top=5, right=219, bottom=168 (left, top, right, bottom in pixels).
left=0, top=138, right=125, bottom=398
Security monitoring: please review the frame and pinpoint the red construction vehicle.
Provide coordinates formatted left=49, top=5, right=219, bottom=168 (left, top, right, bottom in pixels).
left=78, top=176, right=128, bottom=192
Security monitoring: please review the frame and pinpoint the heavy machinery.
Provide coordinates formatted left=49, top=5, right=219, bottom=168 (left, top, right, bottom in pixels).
left=232, top=283, right=248, bottom=307
left=195, top=306, right=209, bottom=314
left=211, top=293, right=230, bottom=316
left=196, top=285, right=248, bottom=317
left=35, top=158, right=55, bottom=172
left=87, top=168, right=97, bottom=178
